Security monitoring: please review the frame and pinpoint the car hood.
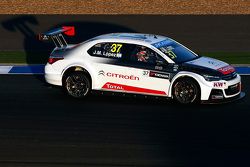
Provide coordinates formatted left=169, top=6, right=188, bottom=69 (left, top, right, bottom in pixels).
left=182, top=56, right=235, bottom=75
left=186, top=56, right=228, bottom=70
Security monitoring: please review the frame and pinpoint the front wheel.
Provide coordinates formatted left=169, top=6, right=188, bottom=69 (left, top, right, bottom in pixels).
left=173, top=78, right=200, bottom=104
left=63, top=72, right=91, bottom=98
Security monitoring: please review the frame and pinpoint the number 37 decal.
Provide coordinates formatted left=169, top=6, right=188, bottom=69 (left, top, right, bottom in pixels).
left=111, top=44, right=123, bottom=53
left=143, top=70, right=149, bottom=76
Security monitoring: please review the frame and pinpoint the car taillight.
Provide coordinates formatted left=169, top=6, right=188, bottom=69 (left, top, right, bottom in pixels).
left=48, top=57, right=63, bottom=64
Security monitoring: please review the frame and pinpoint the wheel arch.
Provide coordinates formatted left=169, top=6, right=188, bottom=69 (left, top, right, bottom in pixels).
left=169, top=73, right=202, bottom=98
left=62, top=65, right=93, bottom=88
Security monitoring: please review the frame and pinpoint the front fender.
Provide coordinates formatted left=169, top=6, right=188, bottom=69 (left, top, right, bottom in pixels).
left=168, top=71, right=212, bottom=100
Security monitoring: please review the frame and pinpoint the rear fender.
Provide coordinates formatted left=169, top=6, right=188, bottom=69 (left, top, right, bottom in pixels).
left=61, top=63, right=97, bottom=89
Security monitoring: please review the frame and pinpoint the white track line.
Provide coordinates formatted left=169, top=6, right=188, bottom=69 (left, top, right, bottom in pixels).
left=0, top=66, right=12, bottom=74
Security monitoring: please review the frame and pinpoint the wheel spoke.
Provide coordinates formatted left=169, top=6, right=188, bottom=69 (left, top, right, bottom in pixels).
left=65, top=73, right=89, bottom=98
left=174, top=80, right=198, bottom=104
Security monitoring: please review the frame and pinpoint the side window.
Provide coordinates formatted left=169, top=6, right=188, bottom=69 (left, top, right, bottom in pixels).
left=129, top=45, right=167, bottom=65
left=88, top=42, right=132, bottom=59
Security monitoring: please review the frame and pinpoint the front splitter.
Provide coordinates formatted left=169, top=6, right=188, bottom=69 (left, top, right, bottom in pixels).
left=201, top=92, right=246, bottom=104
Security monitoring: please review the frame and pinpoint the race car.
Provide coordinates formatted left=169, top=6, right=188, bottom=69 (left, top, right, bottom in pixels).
left=39, top=26, right=245, bottom=104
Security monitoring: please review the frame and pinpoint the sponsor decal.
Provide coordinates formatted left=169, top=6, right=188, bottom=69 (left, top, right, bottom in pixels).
left=38, top=34, right=49, bottom=41
left=213, top=82, right=226, bottom=88
left=159, top=46, right=177, bottom=59
left=93, top=50, right=122, bottom=58
left=106, top=72, right=139, bottom=80
left=142, top=70, right=149, bottom=76
left=98, top=70, right=139, bottom=80
left=102, top=82, right=167, bottom=95
left=103, top=83, right=124, bottom=90
left=152, top=39, right=172, bottom=48
left=211, top=95, right=224, bottom=100
left=98, top=70, right=105, bottom=76
left=173, top=64, right=179, bottom=71
left=217, top=65, right=235, bottom=75
left=119, top=34, right=147, bottom=40
left=110, top=43, right=123, bottom=53
left=208, top=61, right=215, bottom=65
left=155, top=66, right=163, bottom=70
left=149, top=71, right=170, bottom=79
left=187, top=57, right=225, bottom=69
left=207, top=58, right=224, bottom=67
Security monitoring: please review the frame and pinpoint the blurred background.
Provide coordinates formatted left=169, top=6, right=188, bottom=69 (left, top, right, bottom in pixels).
left=0, top=0, right=250, bottom=65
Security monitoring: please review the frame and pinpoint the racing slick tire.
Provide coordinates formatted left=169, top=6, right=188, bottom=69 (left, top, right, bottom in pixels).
left=63, top=71, right=91, bottom=98
left=172, top=77, right=200, bottom=104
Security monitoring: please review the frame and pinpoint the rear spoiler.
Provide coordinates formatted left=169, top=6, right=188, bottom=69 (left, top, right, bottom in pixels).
left=38, top=26, right=75, bottom=48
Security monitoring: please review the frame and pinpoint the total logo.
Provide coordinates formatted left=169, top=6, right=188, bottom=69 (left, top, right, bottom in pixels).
left=98, top=70, right=139, bottom=80
left=213, top=82, right=226, bottom=88
left=105, top=83, right=124, bottom=90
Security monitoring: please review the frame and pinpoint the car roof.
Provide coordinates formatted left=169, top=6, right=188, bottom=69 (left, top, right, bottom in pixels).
left=91, top=33, right=174, bottom=48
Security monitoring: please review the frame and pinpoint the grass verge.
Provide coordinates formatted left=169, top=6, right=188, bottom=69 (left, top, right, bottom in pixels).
left=0, top=51, right=48, bottom=64
left=200, top=52, right=250, bottom=65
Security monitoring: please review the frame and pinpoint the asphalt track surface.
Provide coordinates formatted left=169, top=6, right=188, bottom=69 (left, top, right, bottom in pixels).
left=0, top=75, right=250, bottom=167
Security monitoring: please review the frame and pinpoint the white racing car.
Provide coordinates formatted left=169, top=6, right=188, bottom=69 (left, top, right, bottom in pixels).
left=39, top=26, right=245, bottom=104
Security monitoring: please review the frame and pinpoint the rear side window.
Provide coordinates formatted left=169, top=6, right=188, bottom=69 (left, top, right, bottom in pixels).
left=88, top=42, right=134, bottom=59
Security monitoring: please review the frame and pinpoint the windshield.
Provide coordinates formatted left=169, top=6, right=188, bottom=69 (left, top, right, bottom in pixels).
left=158, top=41, right=198, bottom=63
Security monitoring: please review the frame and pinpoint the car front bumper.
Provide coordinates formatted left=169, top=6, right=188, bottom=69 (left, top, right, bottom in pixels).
left=201, top=91, right=245, bottom=104
left=199, top=73, right=242, bottom=101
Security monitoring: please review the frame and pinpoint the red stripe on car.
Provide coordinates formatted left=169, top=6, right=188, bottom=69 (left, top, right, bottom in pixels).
left=102, top=82, right=166, bottom=95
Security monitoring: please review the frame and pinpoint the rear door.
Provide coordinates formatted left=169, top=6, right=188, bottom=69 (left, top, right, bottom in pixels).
left=87, top=42, right=137, bottom=92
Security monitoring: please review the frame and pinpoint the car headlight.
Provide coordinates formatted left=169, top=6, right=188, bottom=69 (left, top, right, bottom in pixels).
left=202, top=74, right=221, bottom=81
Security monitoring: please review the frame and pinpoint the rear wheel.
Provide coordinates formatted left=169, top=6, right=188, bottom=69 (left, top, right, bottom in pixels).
left=173, top=78, right=200, bottom=104
left=63, top=72, right=90, bottom=98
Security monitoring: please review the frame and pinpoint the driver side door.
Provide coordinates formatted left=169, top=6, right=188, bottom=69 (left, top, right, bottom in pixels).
left=123, top=44, right=175, bottom=96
